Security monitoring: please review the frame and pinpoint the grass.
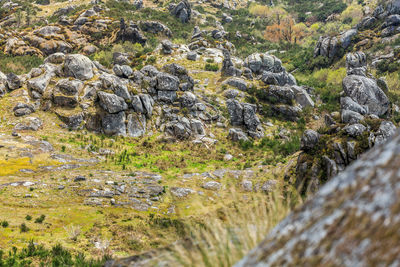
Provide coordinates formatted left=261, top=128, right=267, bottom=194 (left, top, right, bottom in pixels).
left=0, top=52, right=43, bottom=75
left=162, top=190, right=297, bottom=266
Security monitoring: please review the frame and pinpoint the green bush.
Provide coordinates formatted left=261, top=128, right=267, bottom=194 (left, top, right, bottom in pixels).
left=25, top=215, right=32, bottom=221
left=1, top=221, right=8, bottom=228
left=205, top=63, right=219, bottom=72
left=20, top=223, right=29, bottom=233
left=35, top=215, right=46, bottom=224
left=0, top=52, right=43, bottom=75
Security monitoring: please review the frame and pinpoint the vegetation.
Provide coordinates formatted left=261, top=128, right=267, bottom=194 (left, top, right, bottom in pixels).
left=0, top=52, right=43, bottom=75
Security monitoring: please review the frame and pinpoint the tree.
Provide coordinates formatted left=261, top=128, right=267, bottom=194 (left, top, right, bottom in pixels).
left=264, top=16, right=294, bottom=43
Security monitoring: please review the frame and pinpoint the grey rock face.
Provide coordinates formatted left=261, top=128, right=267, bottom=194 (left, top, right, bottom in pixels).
left=202, top=181, right=221, bottom=191
left=343, top=123, right=367, bottom=137
left=301, top=130, right=320, bottom=151
left=342, top=75, right=390, bottom=116
left=64, top=54, right=94, bottom=80
left=6, top=73, right=21, bottom=90
left=261, top=71, right=296, bottom=86
left=102, top=111, right=126, bottom=136
left=158, top=90, right=177, bottom=102
left=223, top=77, right=247, bottom=91
left=340, top=96, right=367, bottom=115
left=341, top=109, right=364, bottom=124
left=243, top=103, right=260, bottom=132
left=228, top=128, right=248, bottom=142
left=100, top=73, right=131, bottom=101
left=170, top=187, right=195, bottom=198
left=346, top=51, right=367, bottom=76
left=113, top=64, right=133, bottom=78
left=374, top=120, right=396, bottom=145
left=14, top=117, right=43, bottom=131
left=170, top=0, right=191, bottom=23
left=221, top=49, right=241, bottom=77
left=156, top=73, right=180, bottom=91
left=226, top=99, right=244, bottom=126
left=244, top=52, right=283, bottom=75
left=235, top=130, right=400, bottom=267
left=127, top=113, right=146, bottom=138
left=98, top=91, right=128, bottom=114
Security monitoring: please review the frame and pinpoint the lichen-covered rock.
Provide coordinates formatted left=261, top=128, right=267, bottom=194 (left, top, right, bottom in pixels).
left=169, top=0, right=191, bottom=23
left=98, top=91, right=128, bottom=114
left=102, top=111, right=126, bottom=136
left=300, top=130, right=320, bottom=151
left=64, top=54, right=94, bottom=80
left=235, top=129, right=400, bottom=267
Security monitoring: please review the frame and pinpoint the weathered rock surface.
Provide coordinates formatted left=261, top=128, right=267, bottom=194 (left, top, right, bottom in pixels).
left=236, top=129, right=400, bottom=267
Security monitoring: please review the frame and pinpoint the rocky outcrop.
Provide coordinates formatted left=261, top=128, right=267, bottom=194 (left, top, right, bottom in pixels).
left=236, top=129, right=400, bottom=267
left=342, top=52, right=390, bottom=117
left=295, top=52, right=395, bottom=194
left=169, top=0, right=191, bottom=23
left=244, top=52, right=296, bottom=86
left=226, top=100, right=263, bottom=139
left=314, top=29, right=357, bottom=59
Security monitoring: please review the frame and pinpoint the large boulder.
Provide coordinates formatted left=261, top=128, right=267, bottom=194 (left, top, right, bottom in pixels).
left=235, top=129, right=400, bottom=266
left=243, top=52, right=284, bottom=75
left=102, top=111, right=126, bottom=136
left=156, top=73, right=180, bottom=91
left=300, top=130, right=320, bottom=151
left=342, top=75, right=390, bottom=116
left=64, top=54, right=94, bottom=80
left=98, top=91, right=128, bottom=114
left=169, top=0, right=191, bottom=23
left=127, top=113, right=146, bottom=138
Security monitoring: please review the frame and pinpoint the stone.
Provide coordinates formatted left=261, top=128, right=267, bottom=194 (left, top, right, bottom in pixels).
left=74, top=176, right=86, bottom=182
left=243, top=103, right=261, bottom=132
left=342, top=74, right=390, bottom=116
left=113, top=64, right=133, bottom=78
left=187, top=51, right=198, bottom=61
left=341, top=109, right=364, bottom=124
left=223, top=77, right=248, bottom=91
left=228, top=128, right=248, bottom=142
left=127, top=113, right=146, bottom=138
left=300, top=130, right=320, bottom=151
left=340, top=96, right=367, bottom=115
left=44, top=52, right=65, bottom=64
left=235, top=130, right=400, bottom=266
left=156, top=73, right=180, bottom=91
left=14, top=117, right=43, bottom=131
left=170, top=0, right=191, bottom=23
left=98, top=91, right=128, bottom=114
left=64, top=54, right=94, bottom=80
left=374, top=121, right=396, bottom=145
left=6, top=73, right=21, bottom=90
left=170, top=187, right=195, bottom=198
left=102, top=111, right=126, bottom=136
left=202, top=181, right=221, bottom=191
left=343, top=123, right=367, bottom=137
left=161, top=39, right=173, bottom=54
left=226, top=99, right=243, bottom=126
left=224, top=89, right=240, bottom=99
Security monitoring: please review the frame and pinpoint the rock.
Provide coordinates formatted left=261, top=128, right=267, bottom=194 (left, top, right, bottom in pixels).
left=261, top=71, right=296, bottom=86
left=243, top=103, right=261, bottom=132
left=224, top=154, right=233, bottom=161
left=235, top=130, right=400, bottom=266
left=139, top=94, right=154, bottom=118
left=241, top=180, right=253, bottom=192
left=44, top=52, right=65, bottom=64
left=221, top=49, right=241, bottom=77
left=226, top=99, right=243, bottom=126
left=161, top=39, right=173, bottom=55
left=6, top=73, right=21, bottom=90
left=300, top=130, right=320, bottom=151
left=64, top=54, right=94, bottom=80
left=228, top=128, right=248, bottom=142
left=127, top=113, right=146, bottom=138
left=56, top=111, right=84, bottom=129
left=102, top=111, right=126, bottom=136
left=100, top=73, right=131, bottom=100
left=156, top=73, right=180, bottom=91
left=14, top=117, right=43, bottom=131
left=260, top=180, right=277, bottom=193
left=13, top=103, right=35, bottom=117
left=346, top=51, right=367, bottom=76
left=343, top=123, right=367, bottom=137
left=342, top=74, right=390, bottom=116
left=202, top=181, right=221, bottom=191
left=74, top=176, right=86, bottom=182
left=170, top=0, right=191, bottom=23
left=223, top=77, right=247, bottom=91
left=222, top=13, right=233, bottom=23
left=271, top=105, right=302, bottom=121
left=341, top=109, right=364, bottom=124
left=170, top=187, right=195, bottom=198
left=224, top=89, right=240, bottom=99
left=291, top=85, right=315, bottom=108
left=98, top=91, right=128, bottom=114
left=139, top=21, right=172, bottom=36
left=158, top=90, right=177, bottom=103
left=244, top=52, right=284, bottom=75
left=340, top=96, right=367, bottom=115
left=374, top=120, right=396, bottom=145
left=113, top=64, right=133, bottom=78
left=117, top=23, right=147, bottom=45
left=187, top=51, right=198, bottom=61
left=180, top=92, right=196, bottom=107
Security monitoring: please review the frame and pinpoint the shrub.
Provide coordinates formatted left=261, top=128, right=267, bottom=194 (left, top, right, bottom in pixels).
left=20, top=223, right=29, bottom=233
left=205, top=63, right=219, bottom=72
left=35, top=215, right=46, bottom=224
left=1, top=220, right=8, bottom=228
left=26, top=215, right=32, bottom=221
